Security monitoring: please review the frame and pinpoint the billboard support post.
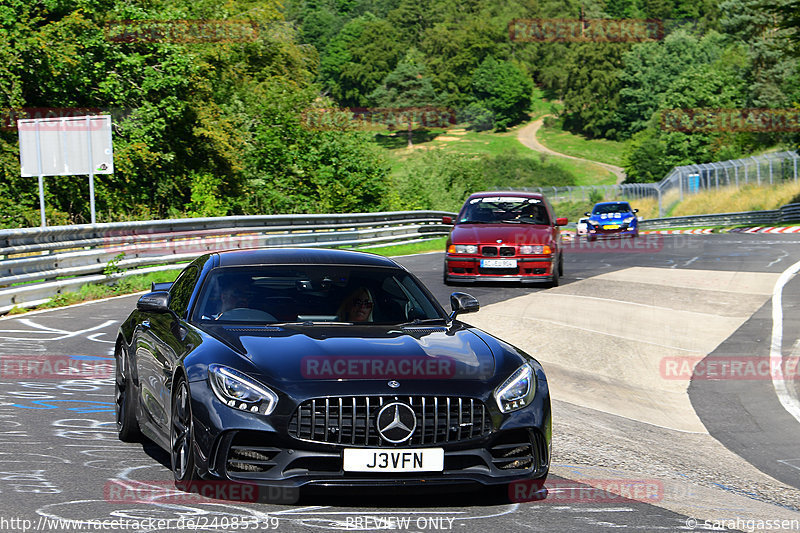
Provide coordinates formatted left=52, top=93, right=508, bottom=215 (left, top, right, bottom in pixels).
left=34, top=121, right=46, bottom=227
left=86, top=116, right=96, bottom=224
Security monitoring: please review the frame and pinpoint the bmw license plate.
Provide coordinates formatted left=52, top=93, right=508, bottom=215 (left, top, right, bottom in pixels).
left=603, top=225, right=620, bottom=230
left=343, top=448, right=444, bottom=472
left=480, top=259, right=517, bottom=268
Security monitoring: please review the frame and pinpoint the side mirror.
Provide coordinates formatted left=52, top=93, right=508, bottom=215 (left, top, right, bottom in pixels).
left=584, top=212, right=591, bottom=217
left=448, top=292, right=480, bottom=322
left=633, top=208, right=639, bottom=213
left=555, top=217, right=568, bottom=226
left=151, top=281, right=174, bottom=292
left=442, top=215, right=453, bottom=224
left=137, top=291, right=171, bottom=313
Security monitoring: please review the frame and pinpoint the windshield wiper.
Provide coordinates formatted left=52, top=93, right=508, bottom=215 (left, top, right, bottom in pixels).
left=270, top=321, right=350, bottom=327
left=396, top=318, right=447, bottom=328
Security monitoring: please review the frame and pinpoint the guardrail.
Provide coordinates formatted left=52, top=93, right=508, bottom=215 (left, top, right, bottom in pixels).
left=4, top=203, right=800, bottom=314
left=0, top=211, right=455, bottom=313
left=638, top=202, right=800, bottom=229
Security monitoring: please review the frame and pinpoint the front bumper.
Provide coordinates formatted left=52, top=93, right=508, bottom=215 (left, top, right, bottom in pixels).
left=209, top=426, right=549, bottom=489
left=444, top=256, right=555, bottom=283
left=186, top=383, right=551, bottom=491
left=587, top=220, right=638, bottom=235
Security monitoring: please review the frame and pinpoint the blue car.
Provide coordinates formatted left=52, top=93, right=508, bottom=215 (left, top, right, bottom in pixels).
left=584, top=201, right=639, bottom=241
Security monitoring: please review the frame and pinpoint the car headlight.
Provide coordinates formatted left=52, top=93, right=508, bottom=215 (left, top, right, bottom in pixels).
left=494, top=363, right=536, bottom=413
left=208, top=364, right=278, bottom=415
left=623, top=217, right=635, bottom=224
left=588, top=220, right=602, bottom=227
left=519, top=245, right=551, bottom=255
left=448, top=244, right=478, bottom=254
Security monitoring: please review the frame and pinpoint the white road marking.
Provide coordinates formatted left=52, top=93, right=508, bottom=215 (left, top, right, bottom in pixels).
left=0, top=319, right=118, bottom=341
left=770, top=258, right=800, bottom=424
left=768, top=250, right=789, bottom=268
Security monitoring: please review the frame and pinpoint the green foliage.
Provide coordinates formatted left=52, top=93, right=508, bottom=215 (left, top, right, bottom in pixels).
left=561, top=43, right=630, bottom=139
left=471, top=57, right=533, bottom=131
left=185, top=173, right=229, bottom=218
left=103, top=253, right=126, bottom=275
left=389, top=150, right=575, bottom=212
left=369, top=49, right=440, bottom=108
left=615, top=31, right=727, bottom=139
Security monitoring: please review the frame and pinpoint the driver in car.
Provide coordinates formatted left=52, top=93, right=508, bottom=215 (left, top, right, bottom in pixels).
left=214, top=277, right=252, bottom=319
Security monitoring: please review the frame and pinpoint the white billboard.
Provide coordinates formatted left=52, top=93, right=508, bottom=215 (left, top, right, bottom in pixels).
left=18, top=115, right=113, bottom=177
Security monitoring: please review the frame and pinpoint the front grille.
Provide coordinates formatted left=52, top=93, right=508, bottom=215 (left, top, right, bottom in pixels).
left=481, top=246, right=515, bottom=257
left=289, top=396, right=493, bottom=447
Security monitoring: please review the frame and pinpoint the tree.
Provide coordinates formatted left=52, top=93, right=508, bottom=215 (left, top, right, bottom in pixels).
left=561, top=43, right=630, bottom=139
left=369, top=49, right=440, bottom=146
left=319, top=15, right=404, bottom=107
left=471, top=56, right=533, bottom=131
left=615, top=31, right=727, bottom=139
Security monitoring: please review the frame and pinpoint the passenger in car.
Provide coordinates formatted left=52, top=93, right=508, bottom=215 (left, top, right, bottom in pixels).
left=336, top=287, right=374, bottom=322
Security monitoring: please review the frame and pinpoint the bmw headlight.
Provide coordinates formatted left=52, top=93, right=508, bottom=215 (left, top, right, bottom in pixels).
left=208, top=364, right=278, bottom=415
left=448, top=244, right=478, bottom=254
left=494, top=363, right=536, bottom=413
left=519, top=245, right=551, bottom=255
left=623, top=217, right=635, bottom=224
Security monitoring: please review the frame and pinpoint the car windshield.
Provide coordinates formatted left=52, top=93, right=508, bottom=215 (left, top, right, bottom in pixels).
left=192, top=265, right=445, bottom=325
left=593, top=203, right=632, bottom=215
left=458, top=196, right=549, bottom=225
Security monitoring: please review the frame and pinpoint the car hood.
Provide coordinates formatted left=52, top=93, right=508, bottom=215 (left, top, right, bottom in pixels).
left=450, top=224, right=553, bottom=244
left=202, top=324, right=500, bottom=383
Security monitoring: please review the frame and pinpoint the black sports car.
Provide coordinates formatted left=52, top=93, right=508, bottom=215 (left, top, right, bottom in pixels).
left=115, top=248, right=550, bottom=498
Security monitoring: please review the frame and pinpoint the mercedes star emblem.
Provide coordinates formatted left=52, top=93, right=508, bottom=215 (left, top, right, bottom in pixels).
left=376, top=402, right=416, bottom=443
left=388, top=380, right=400, bottom=388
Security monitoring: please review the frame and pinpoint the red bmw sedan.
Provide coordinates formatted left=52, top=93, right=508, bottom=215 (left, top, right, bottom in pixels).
left=443, top=192, right=568, bottom=286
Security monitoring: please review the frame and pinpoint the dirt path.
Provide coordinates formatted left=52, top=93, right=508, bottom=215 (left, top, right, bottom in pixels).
left=517, top=117, right=627, bottom=184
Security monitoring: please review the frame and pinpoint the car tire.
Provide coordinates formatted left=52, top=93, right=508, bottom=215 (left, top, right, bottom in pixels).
left=115, top=344, right=141, bottom=443
left=587, top=234, right=597, bottom=242
left=548, top=261, right=560, bottom=288
left=631, top=231, right=638, bottom=238
left=171, top=377, right=198, bottom=489
left=558, top=252, right=564, bottom=276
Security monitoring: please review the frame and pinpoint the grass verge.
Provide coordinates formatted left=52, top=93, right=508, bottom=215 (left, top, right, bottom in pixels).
left=4, top=269, right=183, bottom=316
left=537, top=117, right=628, bottom=168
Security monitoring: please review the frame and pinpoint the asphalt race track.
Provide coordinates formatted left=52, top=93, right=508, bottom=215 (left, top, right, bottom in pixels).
left=2, top=233, right=800, bottom=532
